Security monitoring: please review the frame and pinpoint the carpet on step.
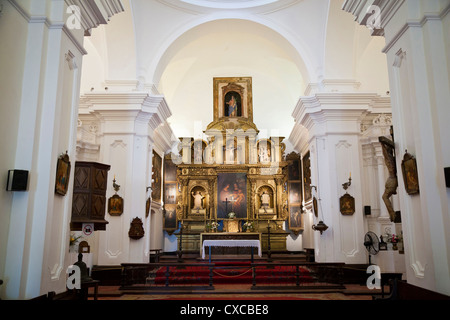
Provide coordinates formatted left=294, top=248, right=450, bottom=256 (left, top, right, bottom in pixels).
left=149, top=264, right=314, bottom=286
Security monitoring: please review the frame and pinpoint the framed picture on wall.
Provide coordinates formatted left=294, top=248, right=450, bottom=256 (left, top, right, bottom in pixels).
left=401, top=151, right=420, bottom=195
left=55, top=152, right=71, bottom=196
left=213, top=77, right=253, bottom=122
left=108, top=194, right=124, bottom=216
left=152, top=151, right=162, bottom=202
left=302, top=152, right=312, bottom=202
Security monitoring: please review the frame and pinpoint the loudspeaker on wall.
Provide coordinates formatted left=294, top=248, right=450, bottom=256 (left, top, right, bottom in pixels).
left=6, top=170, right=29, bottom=191
left=364, top=206, right=371, bottom=216
left=445, top=167, right=450, bottom=188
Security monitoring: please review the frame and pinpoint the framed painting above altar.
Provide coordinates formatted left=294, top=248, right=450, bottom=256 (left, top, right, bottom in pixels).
left=217, top=173, right=247, bottom=219
left=213, top=77, right=253, bottom=122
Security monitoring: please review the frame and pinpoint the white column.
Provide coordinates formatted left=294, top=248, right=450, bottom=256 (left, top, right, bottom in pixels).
left=343, top=0, right=450, bottom=296
left=294, top=93, right=381, bottom=264
left=78, top=93, right=172, bottom=265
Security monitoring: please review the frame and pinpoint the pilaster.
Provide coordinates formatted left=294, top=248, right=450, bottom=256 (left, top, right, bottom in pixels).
left=77, top=92, right=172, bottom=265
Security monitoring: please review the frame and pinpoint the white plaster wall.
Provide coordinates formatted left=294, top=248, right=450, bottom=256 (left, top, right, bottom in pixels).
left=0, top=1, right=29, bottom=295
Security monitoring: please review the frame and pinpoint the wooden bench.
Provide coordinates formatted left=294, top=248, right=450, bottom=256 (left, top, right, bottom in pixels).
left=378, top=279, right=450, bottom=300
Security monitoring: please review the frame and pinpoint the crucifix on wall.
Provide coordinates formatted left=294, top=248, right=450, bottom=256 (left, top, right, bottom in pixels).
left=223, top=196, right=237, bottom=215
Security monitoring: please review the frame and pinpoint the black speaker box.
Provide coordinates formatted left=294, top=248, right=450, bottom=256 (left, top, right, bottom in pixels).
left=445, top=167, right=450, bottom=188
left=6, top=170, right=29, bottom=191
left=364, top=206, right=371, bottom=216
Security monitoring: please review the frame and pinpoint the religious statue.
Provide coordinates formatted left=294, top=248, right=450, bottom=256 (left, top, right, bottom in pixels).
left=259, top=190, right=274, bottom=214
left=192, top=191, right=205, bottom=213
left=226, top=95, right=238, bottom=117
left=260, top=191, right=271, bottom=213
left=258, top=145, right=271, bottom=162
left=379, top=136, right=398, bottom=222
left=73, top=253, right=92, bottom=283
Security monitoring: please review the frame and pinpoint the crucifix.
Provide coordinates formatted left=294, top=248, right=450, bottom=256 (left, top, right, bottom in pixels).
left=223, top=196, right=237, bottom=215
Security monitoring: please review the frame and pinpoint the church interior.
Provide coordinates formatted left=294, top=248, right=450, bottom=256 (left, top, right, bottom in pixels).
left=0, top=0, right=450, bottom=303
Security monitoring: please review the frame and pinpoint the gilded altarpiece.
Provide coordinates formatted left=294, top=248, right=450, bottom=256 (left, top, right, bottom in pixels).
left=170, top=77, right=291, bottom=254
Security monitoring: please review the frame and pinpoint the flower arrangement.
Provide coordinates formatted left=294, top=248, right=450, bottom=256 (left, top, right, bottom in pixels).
left=69, top=233, right=82, bottom=247
left=206, top=221, right=219, bottom=231
left=228, top=212, right=236, bottom=219
left=388, top=234, right=400, bottom=243
left=243, top=221, right=254, bottom=232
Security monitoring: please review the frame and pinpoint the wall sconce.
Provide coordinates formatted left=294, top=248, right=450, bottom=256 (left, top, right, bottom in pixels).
left=342, top=173, right=352, bottom=191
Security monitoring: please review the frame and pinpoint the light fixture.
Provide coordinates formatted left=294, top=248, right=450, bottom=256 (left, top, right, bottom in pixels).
left=312, top=221, right=329, bottom=235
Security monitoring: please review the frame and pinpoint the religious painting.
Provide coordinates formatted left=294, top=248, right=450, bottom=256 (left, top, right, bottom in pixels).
left=55, top=152, right=71, bottom=196
left=108, top=194, right=124, bottom=216
left=217, top=172, right=247, bottom=219
left=340, top=193, right=355, bottom=216
left=164, top=184, right=177, bottom=205
left=289, top=182, right=302, bottom=204
left=152, top=151, right=162, bottom=202
left=288, top=159, right=301, bottom=181
left=164, top=157, right=177, bottom=182
left=289, top=205, right=303, bottom=234
left=302, top=152, right=312, bottom=202
left=163, top=206, right=178, bottom=234
left=213, top=77, right=253, bottom=122
left=401, top=151, right=419, bottom=195
left=145, top=197, right=151, bottom=218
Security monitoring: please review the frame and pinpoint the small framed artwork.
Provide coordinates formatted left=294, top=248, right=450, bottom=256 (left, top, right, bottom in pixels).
left=340, top=193, right=355, bottom=216
left=401, top=151, right=420, bottom=195
left=55, top=152, right=71, bottom=196
left=289, top=204, right=303, bottom=235
left=108, top=194, right=124, bottom=216
left=163, top=206, right=178, bottom=235
left=146, top=197, right=151, bottom=218
left=213, top=77, right=253, bottom=122
left=302, top=152, right=312, bottom=202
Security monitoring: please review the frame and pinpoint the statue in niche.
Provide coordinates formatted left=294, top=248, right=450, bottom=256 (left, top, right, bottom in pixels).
left=259, top=190, right=274, bottom=214
left=225, top=92, right=242, bottom=117
left=191, top=190, right=205, bottom=213
left=258, top=144, right=271, bottom=162
left=260, top=191, right=271, bottom=212
left=379, top=136, right=398, bottom=222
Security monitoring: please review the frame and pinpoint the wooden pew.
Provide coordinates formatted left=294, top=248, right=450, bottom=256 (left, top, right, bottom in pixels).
left=378, top=279, right=450, bottom=300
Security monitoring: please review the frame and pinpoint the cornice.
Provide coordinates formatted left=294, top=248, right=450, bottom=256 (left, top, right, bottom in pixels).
left=64, top=0, right=124, bottom=35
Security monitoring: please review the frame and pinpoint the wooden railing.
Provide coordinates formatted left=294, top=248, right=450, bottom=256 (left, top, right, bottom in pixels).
left=120, top=262, right=346, bottom=291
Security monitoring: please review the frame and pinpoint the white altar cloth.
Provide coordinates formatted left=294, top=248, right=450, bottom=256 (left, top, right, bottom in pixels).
left=202, top=239, right=262, bottom=259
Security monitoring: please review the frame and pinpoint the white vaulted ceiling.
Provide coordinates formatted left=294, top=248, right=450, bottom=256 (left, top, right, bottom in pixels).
left=80, top=0, right=389, bottom=141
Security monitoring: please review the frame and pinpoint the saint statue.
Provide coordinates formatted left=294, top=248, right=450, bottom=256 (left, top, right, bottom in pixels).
left=260, top=191, right=271, bottom=213
left=379, top=136, right=398, bottom=222
left=226, top=95, right=238, bottom=117
left=192, top=191, right=205, bottom=213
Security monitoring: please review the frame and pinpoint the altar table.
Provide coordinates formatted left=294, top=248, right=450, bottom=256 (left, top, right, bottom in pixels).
left=202, top=239, right=262, bottom=263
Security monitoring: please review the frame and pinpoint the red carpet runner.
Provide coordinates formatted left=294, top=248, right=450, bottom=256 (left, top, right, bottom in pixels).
left=150, top=261, right=314, bottom=286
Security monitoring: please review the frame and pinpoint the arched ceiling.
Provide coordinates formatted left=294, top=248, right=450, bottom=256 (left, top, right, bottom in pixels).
left=157, top=18, right=307, bottom=138
left=80, top=0, right=390, bottom=144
